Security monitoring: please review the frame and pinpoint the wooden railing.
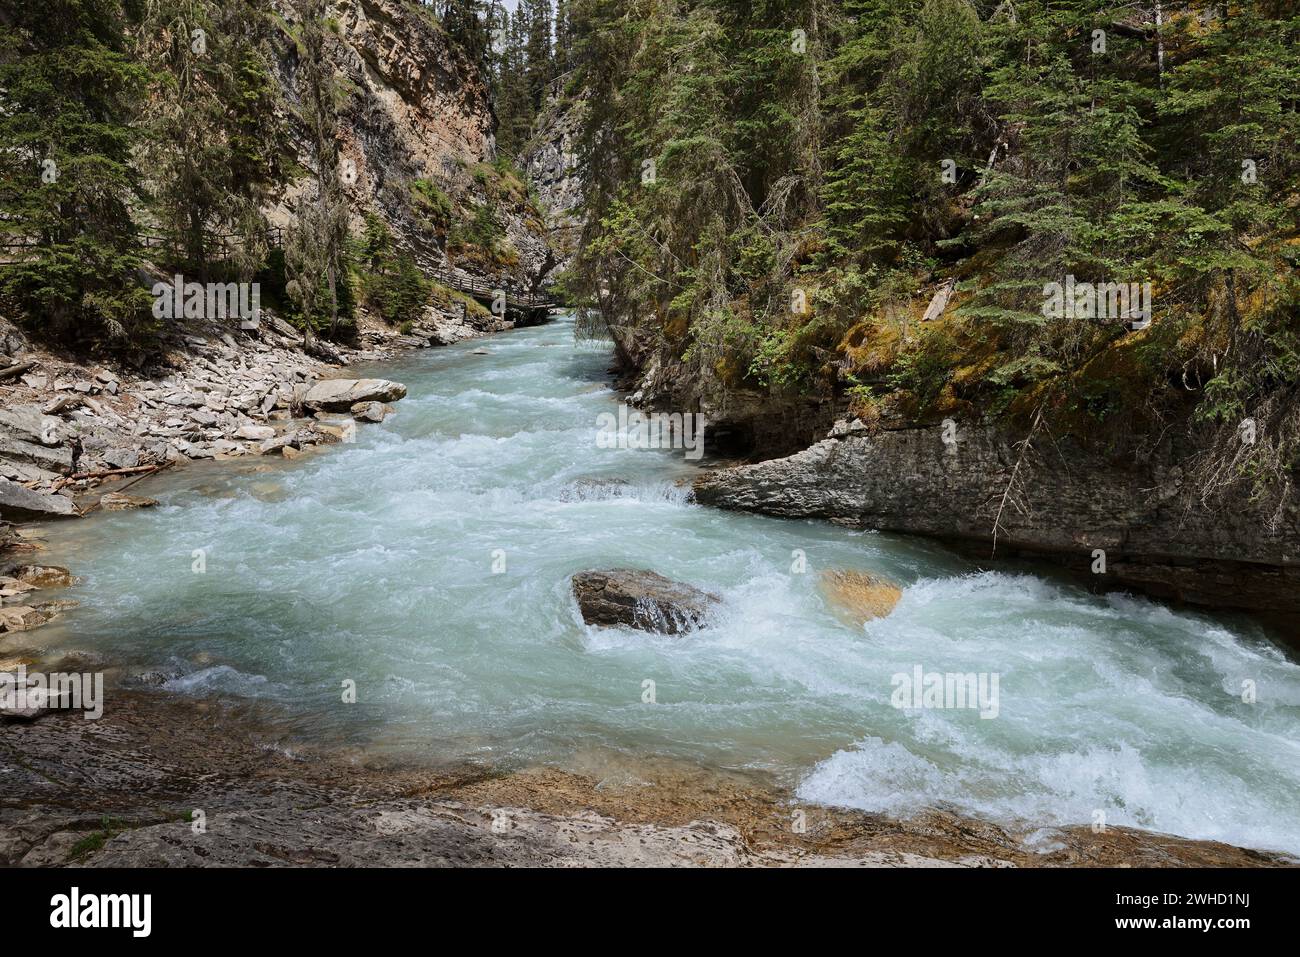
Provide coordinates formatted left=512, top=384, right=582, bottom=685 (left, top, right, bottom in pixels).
left=427, top=266, right=554, bottom=309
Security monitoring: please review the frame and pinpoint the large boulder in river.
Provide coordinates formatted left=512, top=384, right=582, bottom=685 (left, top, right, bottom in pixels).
left=303, top=378, right=407, bottom=412
left=572, top=568, right=720, bottom=635
left=0, top=478, right=78, bottom=521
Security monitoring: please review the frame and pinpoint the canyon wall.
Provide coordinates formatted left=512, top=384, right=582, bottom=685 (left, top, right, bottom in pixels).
left=695, top=420, right=1300, bottom=616
left=271, top=0, right=550, bottom=288
left=519, top=84, right=586, bottom=282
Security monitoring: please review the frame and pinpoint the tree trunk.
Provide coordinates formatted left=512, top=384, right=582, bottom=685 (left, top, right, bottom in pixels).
left=1155, top=2, right=1166, bottom=87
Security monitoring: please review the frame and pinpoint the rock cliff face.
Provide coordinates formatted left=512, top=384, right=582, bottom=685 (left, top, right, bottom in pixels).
left=519, top=86, right=586, bottom=281
left=694, top=421, right=1300, bottom=616
left=338, top=1, right=492, bottom=172
left=270, top=0, right=550, bottom=289
left=621, top=349, right=838, bottom=459
left=0, top=1, right=556, bottom=502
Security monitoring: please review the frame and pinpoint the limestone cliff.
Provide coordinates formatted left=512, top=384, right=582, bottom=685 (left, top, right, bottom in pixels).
left=270, top=0, right=551, bottom=291
left=519, top=83, right=586, bottom=282
left=695, top=420, right=1300, bottom=617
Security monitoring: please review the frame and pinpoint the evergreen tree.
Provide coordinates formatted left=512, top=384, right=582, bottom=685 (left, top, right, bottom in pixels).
left=138, top=0, right=289, bottom=278
left=357, top=213, right=431, bottom=325
left=284, top=0, right=351, bottom=339
left=524, top=0, right=553, bottom=109
left=0, top=0, right=149, bottom=347
left=554, top=0, right=571, bottom=76
left=493, top=4, right=533, bottom=155
left=438, top=0, right=490, bottom=67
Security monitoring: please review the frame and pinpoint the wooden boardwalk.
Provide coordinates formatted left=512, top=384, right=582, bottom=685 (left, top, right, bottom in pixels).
left=427, top=267, right=555, bottom=311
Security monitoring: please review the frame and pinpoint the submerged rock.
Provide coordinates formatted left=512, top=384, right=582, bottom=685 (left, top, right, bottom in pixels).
left=99, top=492, right=160, bottom=511
left=0, top=605, right=52, bottom=634
left=572, top=568, right=720, bottom=635
left=303, top=378, right=407, bottom=412
left=8, top=565, right=78, bottom=589
left=818, top=569, right=901, bottom=625
left=557, top=477, right=631, bottom=502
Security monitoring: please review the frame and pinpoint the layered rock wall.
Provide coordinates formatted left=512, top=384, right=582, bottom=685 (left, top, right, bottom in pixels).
left=695, top=422, right=1300, bottom=615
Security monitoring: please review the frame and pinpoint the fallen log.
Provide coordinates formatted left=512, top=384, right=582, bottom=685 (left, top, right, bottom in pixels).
left=52, top=463, right=162, bottom=490
left=76, top=462, right=171, bottom=515
left=0, top=360, right=37, bottom=382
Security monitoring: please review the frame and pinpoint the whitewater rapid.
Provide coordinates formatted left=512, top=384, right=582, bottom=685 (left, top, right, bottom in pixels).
left=26, top=314, right=1300, bottom=857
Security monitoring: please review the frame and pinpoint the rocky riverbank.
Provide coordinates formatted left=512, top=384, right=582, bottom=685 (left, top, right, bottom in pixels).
left=694, top=418, right=1300, bottom=621
left=4, top=318, right=1297, bottom=868
left=0, top=688, right=1289, bottom=867
left=0, top=300, right=553, bottom=640
left=0, top=301, right=535, bottom=487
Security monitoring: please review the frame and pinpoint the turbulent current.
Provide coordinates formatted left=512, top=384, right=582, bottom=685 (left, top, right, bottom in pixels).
left=26, top=314, right=1300, bottom=857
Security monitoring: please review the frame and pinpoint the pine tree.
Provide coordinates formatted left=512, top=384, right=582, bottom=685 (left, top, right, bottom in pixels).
left=0, top=0, right=149, bottom=347
left=138, top=0, right=289, bottom=278
left=284, top=0, right=351, bottom=339
left=524, top=0, right=553, bottom=109
left=493, top=4, right=533, bottom=155
left=439, top=0, right=489, bottom=67
left=554, top=0, right=571, bottom=77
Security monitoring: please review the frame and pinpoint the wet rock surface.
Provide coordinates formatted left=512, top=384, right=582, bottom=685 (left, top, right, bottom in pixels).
left=819, top=570, right=902, bottom=625
left=303, top=378, right=408, bottom=412
left=0, top=605, right=52, bottom=635
left=99, top=492, right=160, bottom=511
left=0, top=690, right=1288, bottom=868
left=6, top=566, right=78, bottom=589
left=0, top=565, right=78, bottom=637
left=572, top=569, right=721, bottom=634
left=350, top=401, right=388, bottom=423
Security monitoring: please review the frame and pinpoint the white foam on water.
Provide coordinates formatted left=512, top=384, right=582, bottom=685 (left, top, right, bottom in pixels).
left=162, top=665, right=279, bottom=697
left=32, top=314, right=1300, bottom=857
